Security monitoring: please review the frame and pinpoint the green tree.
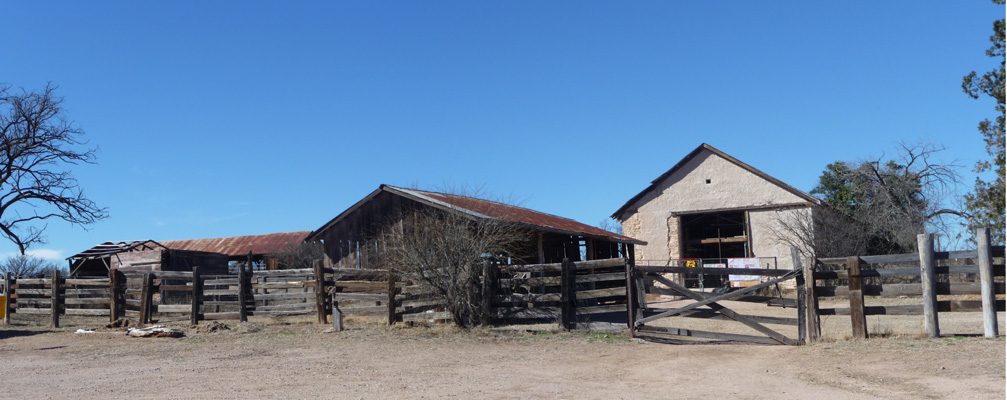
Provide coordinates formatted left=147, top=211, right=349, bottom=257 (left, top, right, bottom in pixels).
left=962, top=0, right=1006, bottom=244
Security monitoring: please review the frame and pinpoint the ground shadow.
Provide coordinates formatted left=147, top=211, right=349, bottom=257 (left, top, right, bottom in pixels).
left=0, top=329, right=49, bottom=340
left=635, top=333, right=777, bottom=346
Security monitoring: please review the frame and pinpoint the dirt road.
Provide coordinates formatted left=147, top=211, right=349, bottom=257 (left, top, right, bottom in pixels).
left=1, top=321, right=1003, bottom=399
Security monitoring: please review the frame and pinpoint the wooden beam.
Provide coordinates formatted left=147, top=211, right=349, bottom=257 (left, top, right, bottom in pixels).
left=3, top=272, right=11, bottom=325
left=560, top=258, right=574, bottom=330
left=190, top=267, right=202, bottom=326
left=386, top=270, right=396, bottom=325
left=792, top=247, right=806, bottom=344
left=314, top=261, right=327, bottom=324
left=803, top=255, right=820, bottom=342
left=139, top=273, right=153, bottom=325
left=50, top=269, right=61, bottom=328
left=847, top=256, right=867, bottom=339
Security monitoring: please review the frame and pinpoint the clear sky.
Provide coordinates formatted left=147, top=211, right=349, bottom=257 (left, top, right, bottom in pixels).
left=1, top=1, right=1003, bottom=261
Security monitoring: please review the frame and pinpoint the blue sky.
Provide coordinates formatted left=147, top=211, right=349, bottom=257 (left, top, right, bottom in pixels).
left=1, top=1, right=1003, bottom=260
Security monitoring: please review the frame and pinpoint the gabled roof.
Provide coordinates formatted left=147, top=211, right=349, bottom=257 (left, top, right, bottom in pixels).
left=612, top=143, right=818, bottom=220
left=308, top=185, right=644, bottom=245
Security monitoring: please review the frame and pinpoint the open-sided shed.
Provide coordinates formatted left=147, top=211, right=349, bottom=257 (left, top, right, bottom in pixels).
left=307, top=185, right=644, bottom=268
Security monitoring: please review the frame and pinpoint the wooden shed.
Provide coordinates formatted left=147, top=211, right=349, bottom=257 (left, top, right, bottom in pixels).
left=68, top=241, right=229, bottom=277
left=306, top=185, right=644, bottom=269
left=68, top=231, right=312, bottom=277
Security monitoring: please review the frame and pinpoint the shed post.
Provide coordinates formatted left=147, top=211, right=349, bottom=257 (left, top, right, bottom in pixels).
left=139, top=272, right=153, bottom=325
left=3, top=272, right=11, bottom=325
left=238, top=252, right=249, bottom=322
left=976, top=228, right=998, bottom=338
left=190, top=267, right=202, bottom=325
left=50, top=269, right=61, bottom=328
left=847, top=256, right=867, bottom=339
left=917, top=234, right=939, bottom=338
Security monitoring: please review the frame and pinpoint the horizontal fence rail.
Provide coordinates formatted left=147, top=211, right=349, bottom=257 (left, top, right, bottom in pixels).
left=3, top=257, right=630, bottom=331
left=805, top=228, right=1005, bottom=340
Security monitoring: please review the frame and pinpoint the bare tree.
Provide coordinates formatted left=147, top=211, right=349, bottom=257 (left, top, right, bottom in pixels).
left=269, top=241, right=325, bottom=269
left=0, top=84, right=108, bottom=254
left=377, top=193, right=528, bottom=328
left=1, top=254, right=59, bottom=277
left=775, top=142, right=965, bottom=257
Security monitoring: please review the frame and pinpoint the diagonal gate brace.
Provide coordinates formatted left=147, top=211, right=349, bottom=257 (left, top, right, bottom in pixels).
left=647, top=274, right=798, bottom=345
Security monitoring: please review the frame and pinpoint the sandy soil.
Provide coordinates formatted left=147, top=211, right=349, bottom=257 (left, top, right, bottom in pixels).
left=1, top=316, right=1003, bottom=400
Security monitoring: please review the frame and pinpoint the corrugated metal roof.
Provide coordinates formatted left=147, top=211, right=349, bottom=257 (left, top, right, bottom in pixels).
left=390, top=186, right=644, bottom=244
left=69, top=240, right=168, bottom=260
left=159, top=231, right=313, bottom=257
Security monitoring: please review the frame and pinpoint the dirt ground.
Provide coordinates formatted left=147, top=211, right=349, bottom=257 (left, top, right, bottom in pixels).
left=1, top=314, right=1004, bottom=400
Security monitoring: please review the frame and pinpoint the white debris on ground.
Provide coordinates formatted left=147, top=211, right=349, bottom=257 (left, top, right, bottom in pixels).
left=127, top=326, right=185, bottom=338
left=74, top=329, right=95, bottom=334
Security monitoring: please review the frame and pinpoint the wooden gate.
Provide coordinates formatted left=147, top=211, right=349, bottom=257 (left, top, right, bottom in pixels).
left=627, top=262, right=806, bottom=345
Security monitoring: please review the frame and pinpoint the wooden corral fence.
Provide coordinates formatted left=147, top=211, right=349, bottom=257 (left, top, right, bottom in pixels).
left=489, top=258, right=629, bottom=329
left=628, top=259, right=805, bottom=345
left=3, top=271, right=112, bottom=327
left=3, top=257, right=631, bottom=330
left=805, top=229, right=1006, bottom=340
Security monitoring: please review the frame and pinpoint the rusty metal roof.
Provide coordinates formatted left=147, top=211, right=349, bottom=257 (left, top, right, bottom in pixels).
left=308, top=185, right=643, bottom=244
left=70, top=231, right=313, bottom=261
left=159, top=231, right=313, bottom=257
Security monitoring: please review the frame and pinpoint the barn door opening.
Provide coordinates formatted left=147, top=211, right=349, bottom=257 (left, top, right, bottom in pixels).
left=680, top=211, right=749, bottom=288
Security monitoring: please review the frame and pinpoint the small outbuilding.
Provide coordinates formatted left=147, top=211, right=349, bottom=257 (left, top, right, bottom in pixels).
left=68, top=231, right=312, bottom=277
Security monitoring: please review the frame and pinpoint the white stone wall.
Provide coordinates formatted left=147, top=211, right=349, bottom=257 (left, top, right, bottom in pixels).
left=620, top=150, right=815, bottom=269
left=749, top=207, right=814, bottom=271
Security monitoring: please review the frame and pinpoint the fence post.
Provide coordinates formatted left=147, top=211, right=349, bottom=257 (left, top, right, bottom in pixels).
left=386, top=270, right=396, bottom=326
left=803, top=256, right=821, bottom=342
left=314, top=261, right=327, bottom=324
left=108, top=269, right=118, bottom=323
left=977, top=228, right=998, bottom=338
left=559, top=258, right=574, bottom=330
left=139, top=272, right=153, bottom=325
left=918, top=233, right=939, bottom=338
left=238, top=256, right=248, bottom=323
left=625, top=256, right=637, bottom=337
left=792, top=247, right=807, bottom=344
left=191, top=267, right=202, bottom=325
left=331, top=296, right=344, bottom=331
left=3, top=272, right=11, bottom=325
left=847, top=256, right=867, bottom=339
left=481, top=260, right=494, bottom=328
left=51, top=269, right=61, bottom=328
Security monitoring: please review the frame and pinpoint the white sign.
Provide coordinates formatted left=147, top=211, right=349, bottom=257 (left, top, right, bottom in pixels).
left=728, top=258, right=761, bottom=287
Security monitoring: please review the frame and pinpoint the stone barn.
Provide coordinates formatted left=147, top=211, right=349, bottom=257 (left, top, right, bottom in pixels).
left=612, top=143, right=819, bottom=280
